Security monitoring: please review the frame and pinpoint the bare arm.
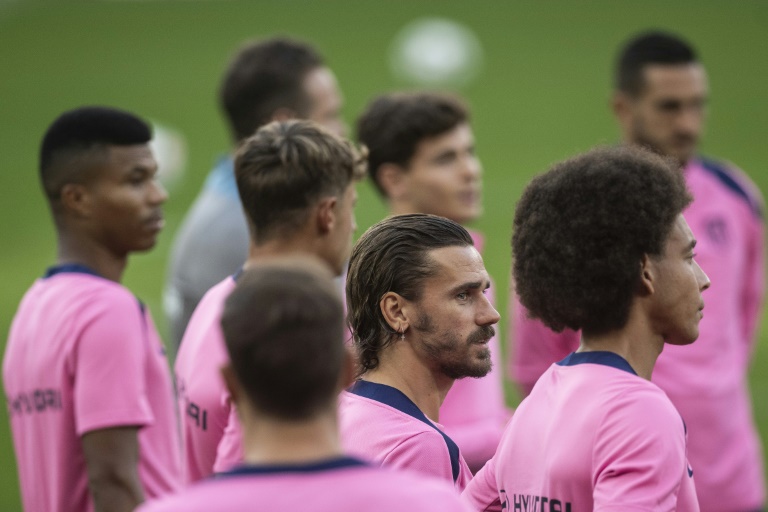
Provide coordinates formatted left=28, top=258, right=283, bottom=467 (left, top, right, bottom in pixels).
left=81, top=426, right=144, bottom=512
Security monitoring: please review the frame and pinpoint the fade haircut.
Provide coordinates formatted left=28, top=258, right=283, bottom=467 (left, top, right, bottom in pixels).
left=234, top=119, right=365, bottom=241
left=221, top=258, right=344, bottom=420
left=39, top=106, right=152, bottom=202
left=219, top=37, right=324, bottom=142
left=347, top=213, right=473, bottom=373
left=512, top=145, right=692, bottom=335
left=356, top=92, right=469, bottom=196
left=616, top=31, right=698, bottom=97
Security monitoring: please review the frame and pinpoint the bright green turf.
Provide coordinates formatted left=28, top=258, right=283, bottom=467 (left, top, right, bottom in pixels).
left=1, top=1, right=767, bottom=507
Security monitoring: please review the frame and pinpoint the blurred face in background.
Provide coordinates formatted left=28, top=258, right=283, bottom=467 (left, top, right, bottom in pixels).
left=303, top=66, right=347, bottom=137
left=395, top=123, right=483, bottom=225
left=614, top=63, right=708, bottom=166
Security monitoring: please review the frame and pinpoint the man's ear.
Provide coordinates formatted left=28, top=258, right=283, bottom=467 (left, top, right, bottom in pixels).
left=220, top=364, right=242, bottom=406
left=60, top=183, right=92, bottom=217
left=315, top=196, right=338, bottom=235
left=379, top=291, right=409, bottom=336
left=377, top=163, right=408, bottom=202
left=612, top=91, right=634, bottom=126
left=639, top=254, right=656, bottom=296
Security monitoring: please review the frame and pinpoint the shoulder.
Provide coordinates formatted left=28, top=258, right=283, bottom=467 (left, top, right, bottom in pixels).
left=695, top=157, right=764, bottom=219
left=343, top=466, right=468, bottom=511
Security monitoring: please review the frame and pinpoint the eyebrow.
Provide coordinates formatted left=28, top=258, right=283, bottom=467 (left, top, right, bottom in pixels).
left=449, top=279, right=491, bottom=295
left=685, top=239, right=697, bottom=252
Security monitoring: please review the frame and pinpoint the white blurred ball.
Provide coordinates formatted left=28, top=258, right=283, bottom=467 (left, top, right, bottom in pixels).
left=390, top=18, right=484, bottom=87
left=149, top=121, right=188, bottom=190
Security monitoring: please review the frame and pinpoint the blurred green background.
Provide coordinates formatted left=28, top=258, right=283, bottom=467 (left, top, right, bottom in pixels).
left=1, top=0, right=767, bottom=508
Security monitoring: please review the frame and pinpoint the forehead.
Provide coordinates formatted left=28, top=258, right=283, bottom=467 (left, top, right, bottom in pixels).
left=411, top=122, right=474, bottom=160
left=91, top=144, right=155, bottom=178
left=422, top=244, right=488, bottom=288
left=664, top=214, right=694, bottom=252
left=640, top=63, right=708, bottom=98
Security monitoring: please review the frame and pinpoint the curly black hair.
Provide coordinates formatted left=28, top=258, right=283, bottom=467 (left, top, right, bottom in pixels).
left=512, top=145, right=691, bottom=335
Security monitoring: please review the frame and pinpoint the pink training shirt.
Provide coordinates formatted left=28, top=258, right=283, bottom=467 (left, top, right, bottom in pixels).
left=2, top=265, right=182, bottom=512
left=508, top=158, right=765, bottom=511
left=440, top=231, right=510, bottom=472
left=338, top=380, right=473, bottom=490
left=138, top=456, right=471, bottom=512
left=464, top=352, right=699, bottom=512
left=174, top=275, right=237, bottom=483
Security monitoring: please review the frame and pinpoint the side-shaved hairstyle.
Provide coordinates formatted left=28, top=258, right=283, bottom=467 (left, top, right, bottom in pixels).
left=40, top=106, right=152, bottom=203
left=512, top=145, right=692, bottom=335
left=234, top=119, right=365, bottom=241
left=220, top=258, right=344, bottom=420
left=615, top=31, right=698, bottom=97
left=220, top=37, right=324, bottom=142
left=347, top=213, right=473, bottom=373
left=356, top=92, right=469, bottom=196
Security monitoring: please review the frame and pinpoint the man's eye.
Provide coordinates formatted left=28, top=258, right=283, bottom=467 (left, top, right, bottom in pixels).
left=457, top=292, right=468, bottom=300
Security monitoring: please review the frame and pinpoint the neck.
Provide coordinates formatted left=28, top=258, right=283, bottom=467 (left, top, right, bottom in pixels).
left=361, top=338, right=453, bottom=422
left=577, top=306, right=664, bottom=380
left=240, top=408, right=343, bottom=465
left=245, top=236, right=325, bottom=269
left=57, top=232, right=127, bottom=282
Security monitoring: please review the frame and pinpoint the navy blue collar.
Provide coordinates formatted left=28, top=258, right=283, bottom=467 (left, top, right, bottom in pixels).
left=556, top=351, right=637, bottom=375
left=44, top=264, right=102, bottom=279
left=217, top=456, right=367, bottom=478
left=348, top=380, right=461, bottom=482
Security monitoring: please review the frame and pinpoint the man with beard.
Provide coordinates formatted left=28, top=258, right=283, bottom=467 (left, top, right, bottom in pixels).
left=340, top=214, right=500, bottom=491
left=356, top=92, right=508, bottom=472
left=509, top=31, right=765, bottom=512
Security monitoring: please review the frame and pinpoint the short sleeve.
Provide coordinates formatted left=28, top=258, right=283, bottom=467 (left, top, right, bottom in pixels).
left=74, top=289, right=153, bottom=435
left=461, top=455, right=503, bottom=512
left=593, top=388, right=689, bottom=511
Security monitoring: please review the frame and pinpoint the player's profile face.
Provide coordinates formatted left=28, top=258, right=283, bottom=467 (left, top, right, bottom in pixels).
left=407, top=245, right=499, bottom=379
left=400, top=123, right=482, bottom=225
left=328, top=183, right=358, bottom=275
left=647, top=214, right=710, bottom=345
left=304, top=66, right=346, bottom=137
left=85, top=144, right=167, bottom=255
left=627, top=63, right=708, bottom=165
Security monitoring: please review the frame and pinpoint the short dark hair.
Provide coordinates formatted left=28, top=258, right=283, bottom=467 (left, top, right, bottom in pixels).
left=219, top=38, right=324, bottom=142
left=39, top=106, right=152, bottom=201
left=356, top=92, right=469, bottom=196
left=234, top=119, right=365, bottom=241
left=220, top=258, right=344, bottom=420
left=347, top=213, right=473, bottom=372
left=616, top=31, right=698, bottom=96
left=512, top=145, right=692, bottom=335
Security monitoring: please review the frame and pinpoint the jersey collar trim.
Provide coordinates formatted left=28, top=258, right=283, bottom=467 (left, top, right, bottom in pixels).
left=44, top=264, right=102, bottom=279
left=217, top=456, right=368, bottom=477
left=556, top=351, right=637, bottom=376
left=348, top=379, right=461, bottom=482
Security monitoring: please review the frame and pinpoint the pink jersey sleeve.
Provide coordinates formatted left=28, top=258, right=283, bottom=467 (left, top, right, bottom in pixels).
left=74, top=289, right=153, bottom=434
left=461, top=454, right=503, bottom=512
left=508, top=296, right=579, bottom=395
left=592, top=387, right=696, bottom=512
left=213, top=405, right=244, bottom=473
